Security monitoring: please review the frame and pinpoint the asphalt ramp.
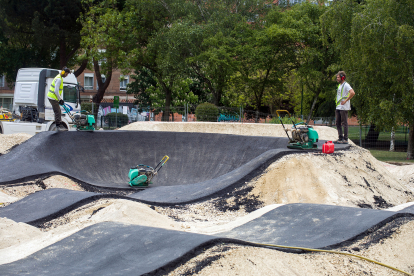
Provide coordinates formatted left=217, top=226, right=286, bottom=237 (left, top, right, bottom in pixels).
left=0, top=131, right=288, bottom=186
left=1, top=203, right=413, bottom=275
left=0, top=131, right=349, bottom=203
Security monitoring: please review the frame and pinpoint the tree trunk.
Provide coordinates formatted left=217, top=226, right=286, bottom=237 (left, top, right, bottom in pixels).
left=163, top=91, right=171, bottom=122
left=74, top=59, right=88, bottom=78
left=213, top=74, right=225, bottom=106
left=92, top=60, right=112, bottom=119
left=254, top=92, right=262, bottom=123
left=407, top=123, right=414, bottom=160
left=365, top=124, right=380, bottom=146
left=389, top=127, right=395, bottom=152
left=213, top=86, right=222, bottom=106
left=306, top=95, right=318, bottom=124
left=161, top=81, right=172, bottom=122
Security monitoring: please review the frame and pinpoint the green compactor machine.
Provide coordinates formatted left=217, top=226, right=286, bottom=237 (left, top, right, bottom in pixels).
left=276, top=110, right=319, bottom=149
left=128, top=156, right=169, bottom=187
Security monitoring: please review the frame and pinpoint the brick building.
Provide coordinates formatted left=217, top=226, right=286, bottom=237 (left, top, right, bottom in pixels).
left=76, top=69, right=134, bottom=103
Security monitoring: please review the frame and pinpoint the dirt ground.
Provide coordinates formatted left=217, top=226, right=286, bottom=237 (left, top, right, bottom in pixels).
left=0, top=122, right=413, bottom=275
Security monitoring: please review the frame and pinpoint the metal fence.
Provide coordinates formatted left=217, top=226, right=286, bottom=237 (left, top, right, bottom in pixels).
left=95, top=103, right=409, bottom=152
left=347, top=125, right=409, bottom=152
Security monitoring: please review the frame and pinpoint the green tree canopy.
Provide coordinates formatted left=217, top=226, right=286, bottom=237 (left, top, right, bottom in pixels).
left=281, top=3, right=339, bottom=122
left=0, top=0, right=86, bottom=81
left=80, top=0, right=132, bottom=105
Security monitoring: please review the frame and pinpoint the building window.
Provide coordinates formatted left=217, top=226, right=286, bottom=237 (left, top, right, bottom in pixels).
left=0, top=75, right=4, bottom=87
left=97, top=75, right=106, bottom=89
left=84, top=73, right=94, bottom=90
left=0, top=97, right=13, bottom=110
left=120, top=76, right=129, bottom=90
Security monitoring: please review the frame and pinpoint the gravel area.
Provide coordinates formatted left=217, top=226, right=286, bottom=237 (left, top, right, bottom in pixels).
left=0, top=133, right=32, bottom=155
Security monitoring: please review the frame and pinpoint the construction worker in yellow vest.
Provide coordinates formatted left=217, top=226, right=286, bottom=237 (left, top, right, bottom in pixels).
left=47, top=66, right=71, bottom=131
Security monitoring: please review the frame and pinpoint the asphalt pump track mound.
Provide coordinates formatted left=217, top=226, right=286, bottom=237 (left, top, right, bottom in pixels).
left=0, top=131, right=349, bottom=204
left=1, top=203, right=413, bottom=275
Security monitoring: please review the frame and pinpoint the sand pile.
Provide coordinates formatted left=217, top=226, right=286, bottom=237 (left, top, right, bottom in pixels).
left=250, top=147, right=414, bottom=208
left=384, top=163, right=414, bottom=193
left=0, top=218, right=43, bottom=250
left=0, top=175, right=84, bottom=200
left=0, top=191, right=19, bottom=204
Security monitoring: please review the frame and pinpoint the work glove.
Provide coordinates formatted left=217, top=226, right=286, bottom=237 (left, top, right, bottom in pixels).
left=59, top=100, right=64, bottom=105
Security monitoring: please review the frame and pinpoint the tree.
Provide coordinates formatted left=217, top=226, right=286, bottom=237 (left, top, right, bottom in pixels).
left=231, top=6, right=299, bottom=116
left=322, top=0, right=414, bottom=159
left=80, top=0, right=130, bottom=110
left=186, top=1, right=270, bottom=106
left=282, top=3, right=340, bottom=123
left=120, top=0, right=199, bottom=120
left=127, top=67, right=157, bottom=111
left=146, top=77, right=198, bottom=120
left=0, top=0, right=87, bottom=81
left=124, top=0, right=270, bottom=121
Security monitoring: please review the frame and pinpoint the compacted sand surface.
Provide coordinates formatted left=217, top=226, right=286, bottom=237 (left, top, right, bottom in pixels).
left=0, top=122, right=413, bottom=275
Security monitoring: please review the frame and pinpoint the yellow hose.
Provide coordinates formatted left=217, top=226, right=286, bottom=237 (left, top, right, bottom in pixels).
left=252, top=242, right=413, bottom=276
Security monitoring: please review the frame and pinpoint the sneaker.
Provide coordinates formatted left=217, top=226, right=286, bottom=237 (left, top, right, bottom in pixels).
left=333, top=139, right=343, bottom=144
left=342, top=139, right=348, bottom=144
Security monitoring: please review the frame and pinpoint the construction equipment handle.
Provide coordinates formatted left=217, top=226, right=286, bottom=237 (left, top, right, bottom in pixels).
left=154, top=155, right=169, bottom=173
left=61, top=104, right=75, bottom=121
left=275, top=110, right=290, bottom=118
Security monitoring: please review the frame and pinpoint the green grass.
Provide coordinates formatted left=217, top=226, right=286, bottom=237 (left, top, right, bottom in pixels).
left=369, top=150, right=414, bottom=164
left=347, top=126, right=409, bottom=141
left=345, top=126, right=413, bottom=163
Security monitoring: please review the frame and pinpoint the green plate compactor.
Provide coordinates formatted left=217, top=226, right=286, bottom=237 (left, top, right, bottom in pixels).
left=276, top=110, right=319, bottom=149
left=62, top=104, right=95, bottom=131
left=129, top=156, right=169, bottom=187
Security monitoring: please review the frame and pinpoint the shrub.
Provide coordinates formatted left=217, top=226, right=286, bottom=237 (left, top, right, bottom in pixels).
left=80, top=102, right=92, bottom=113
left=105, top=112, right=129, bottom=128
left=269, top=116, right=302, bottom=124
left=195, top=103, right=219, bottom=122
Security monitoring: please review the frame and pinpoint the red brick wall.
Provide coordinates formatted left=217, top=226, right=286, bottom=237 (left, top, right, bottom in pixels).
left=76, top=69, right=134, bottom=101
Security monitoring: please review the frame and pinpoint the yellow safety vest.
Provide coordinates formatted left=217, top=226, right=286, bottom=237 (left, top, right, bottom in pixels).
left=335, top=82, right=347, bottom=107
left=47, top=74, right=63, bottom=101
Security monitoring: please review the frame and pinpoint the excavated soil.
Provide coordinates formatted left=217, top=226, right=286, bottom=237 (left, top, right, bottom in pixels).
left=1, top=122, right=414, bottom=275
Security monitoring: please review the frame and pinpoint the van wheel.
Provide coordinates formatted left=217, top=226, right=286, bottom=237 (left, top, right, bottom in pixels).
left=0, top=125, right=3, bottom=134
